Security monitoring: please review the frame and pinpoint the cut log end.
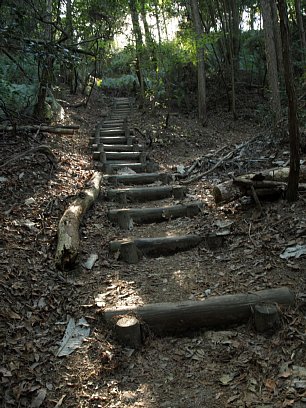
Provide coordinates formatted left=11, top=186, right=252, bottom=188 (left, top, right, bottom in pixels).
left=115, top=315, right=142, bottom=349
left=119, top=241, right=142, bottom=264
left=254, top=303, right=281, bottom=333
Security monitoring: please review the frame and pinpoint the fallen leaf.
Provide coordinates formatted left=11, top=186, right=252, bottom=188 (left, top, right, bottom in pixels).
left=219, top=372, right=237, bottom=385
left=56, top=317, right=90, bottom=357
left=265, top=378, right=277, bottom=392
left=55, top=394, right=66, bottom=407
left=30, top=388, right=47, bottom=407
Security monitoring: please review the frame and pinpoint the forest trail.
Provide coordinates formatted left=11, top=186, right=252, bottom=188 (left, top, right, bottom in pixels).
left=1, top=91, right=306, bottom=408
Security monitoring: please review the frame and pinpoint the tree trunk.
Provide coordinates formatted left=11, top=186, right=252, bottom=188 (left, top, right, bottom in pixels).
left=277, top=0, right=300, bottom=202
left=294, top=0, right=306, bottom=61
left=34, top=0, right=53, bottom=120
left=190, top=0, right=207, bottom=125
left=260, top=0, right=282, bottom=126
left=66, top=0, right=77, bottom=94
left=270, top=0, right=284, bottom=76
left=129, top=0, right=145, bottom=102
left=153, top=0, right=162, bottom=44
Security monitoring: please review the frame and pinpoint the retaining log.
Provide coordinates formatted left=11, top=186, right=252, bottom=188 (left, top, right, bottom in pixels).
left=55, top=171, right=102, bottom=270
left=98, top=163, right=148, bottom=174
left=104, top=287, right=294, bottom=335
left=103, top=172, right=172, bottom=185
left=92, top=144, right=144, bottom=152
left=106, top=185, right=187, bottom=203
left=108, top=201, right=203, bottom=226
left=110, top=234, right=202, bottom=260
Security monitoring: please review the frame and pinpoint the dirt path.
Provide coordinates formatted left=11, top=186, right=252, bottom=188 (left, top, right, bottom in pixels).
left=0, top=89, right=305, bottom=407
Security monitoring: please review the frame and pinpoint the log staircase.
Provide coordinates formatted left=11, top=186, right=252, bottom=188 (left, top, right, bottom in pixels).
left=92, top=97, right=204, bottom=264
left=91, top=97, right=294, bottom=341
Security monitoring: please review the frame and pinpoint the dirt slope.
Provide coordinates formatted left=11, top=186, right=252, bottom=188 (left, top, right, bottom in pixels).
left=0, top=88, right=305, bottom=408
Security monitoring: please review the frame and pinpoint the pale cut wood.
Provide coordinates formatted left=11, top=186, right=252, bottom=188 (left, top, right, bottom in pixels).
left=55, top=172, right=102, bottom=270
left=104, top=287, right=294, bottom=335
left=115, top=316, right=142, bottom=348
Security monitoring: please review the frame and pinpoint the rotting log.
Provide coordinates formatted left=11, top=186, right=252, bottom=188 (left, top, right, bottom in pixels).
left=103, top=172, right=172, bottom=186
left=213, top=166, right=306, bottom=204
left=108, top=201, right=203, bottom=226
left=104, top=287, right=294, bottom=335
left=110, top=234, right=202, bottom=261
left=55, top=171, right=102, bottom=270
left=106, top=185, right=187, bottom=203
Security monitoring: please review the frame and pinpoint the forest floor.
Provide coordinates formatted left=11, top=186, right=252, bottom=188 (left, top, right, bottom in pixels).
left=0, top=87, right=305, bottom=408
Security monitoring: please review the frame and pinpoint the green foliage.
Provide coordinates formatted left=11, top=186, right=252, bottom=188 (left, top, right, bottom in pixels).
left=0, top=80, right=38, bottom=117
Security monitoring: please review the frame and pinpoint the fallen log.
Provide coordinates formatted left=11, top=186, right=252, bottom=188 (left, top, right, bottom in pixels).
left=104, top=287, right=294, bottom=335
left=213, top=166, right=306, bottom=204
left=55, top=171, right=102, bottom=270
left=0, top=125, right=78, bottom=134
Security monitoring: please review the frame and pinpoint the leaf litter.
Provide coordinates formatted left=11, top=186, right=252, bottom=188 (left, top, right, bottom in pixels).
left=0, top=89, right=305, bottom=407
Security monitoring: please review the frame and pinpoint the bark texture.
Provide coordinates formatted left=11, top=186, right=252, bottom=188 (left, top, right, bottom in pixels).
left=55, top=172, right=102, bottom=270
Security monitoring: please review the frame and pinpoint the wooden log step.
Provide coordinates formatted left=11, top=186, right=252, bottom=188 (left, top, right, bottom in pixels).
left=104, top=172, right=172, bottom=185
left=103, top=287, right=294, bottom=335
left=98, top=162, right=148, bottom=174
left=109, top=234, right=202, bottom=261
left=99, top=136, right=134, bottom=144
left=103, top=119, right=125, bottom=124
left=105, top=151, right=146, bottom=161
left=111, top=110, right=130, bottom=115
left=100, top=129, right=126, bottom=136
left=108, top=201, right=203, bottom=226
left=92, top=144, right=144, bottom=152
left=106, top=185, right=187, bottom=203
left=93, top=151, right=144, bottom=161
left=102, top=123, right=124, bottom=129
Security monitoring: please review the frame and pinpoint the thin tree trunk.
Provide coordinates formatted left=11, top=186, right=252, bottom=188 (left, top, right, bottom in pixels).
left=277, top=0, right=300, bottom=202
left=270, top=0, right=284, bottom=76
left=129, top=0, right=145, bottom=102
left=294, top=0, right=306, bottom=61
left=260, top=0, right=282, bottom=126
left=190, top=0, right=207, bottom=125
left=34, top=0, right=53, bottom=120
left=153, top=0, right=162, bottom=44
left=66, top=0, right=77, bottom=94
left=140, top=0, right=153, bottom=46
